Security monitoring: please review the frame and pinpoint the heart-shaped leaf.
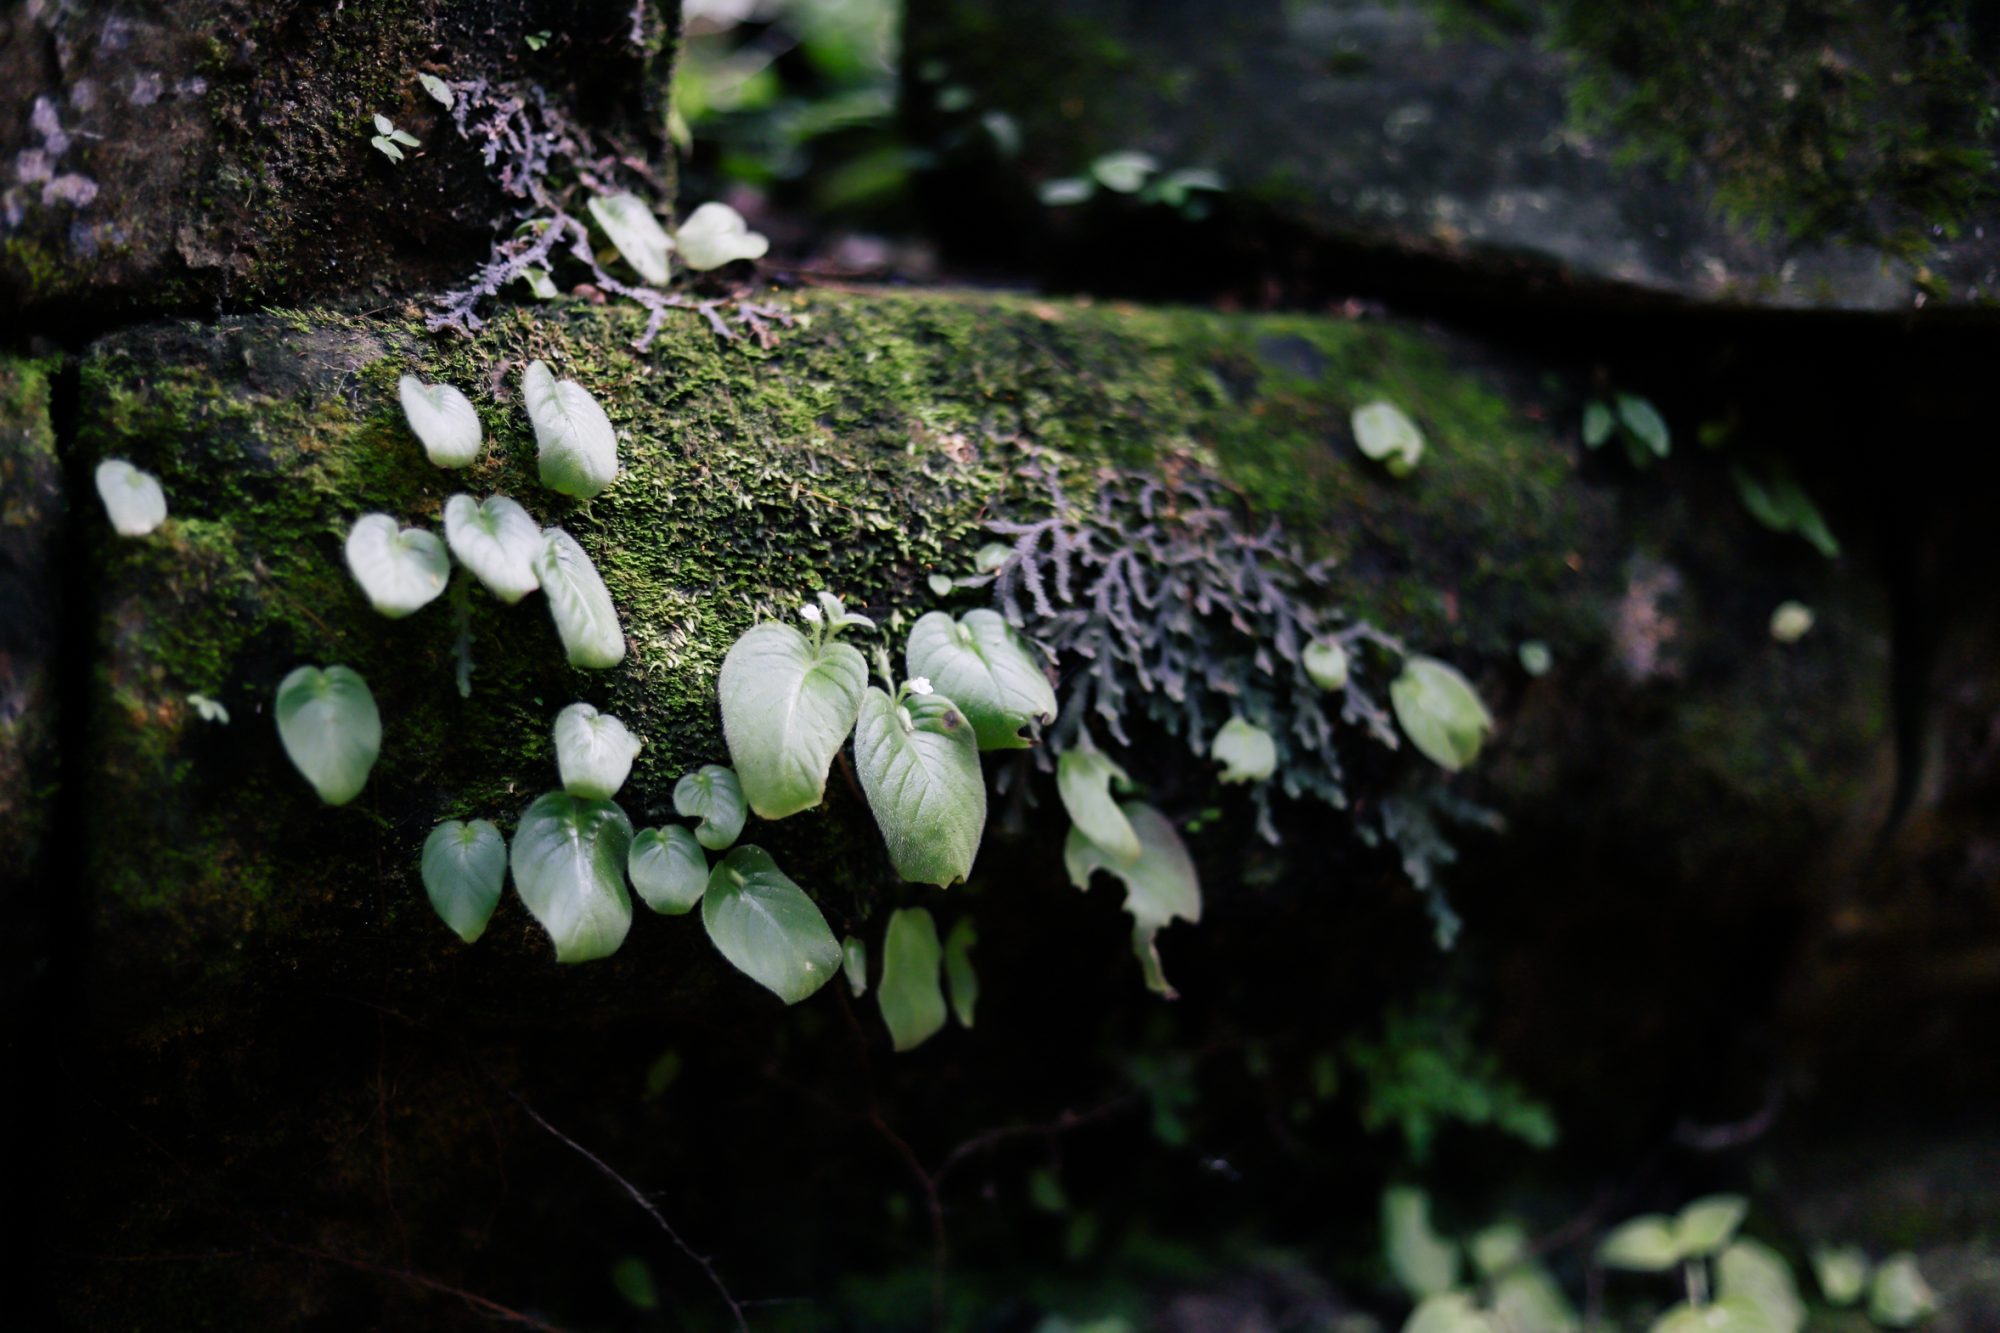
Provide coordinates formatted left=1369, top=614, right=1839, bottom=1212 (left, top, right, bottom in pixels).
left=943, top=916, right=978, bottom=1029
left=1869, top=1253, right=1936, bottom=1328
left=1650, top=1296, right=1776, bottom=1333
left=1391, top=655, right=1493, bottom=772
left=421, top=818, right=506, bottom=942
left=904, top=609, right=1056, bottom=749
left=94, top=459, right=167, bottom=536
left=1353, top=400, right=1426, bottom=477
left=1056, top=746, right=1140, bottom=864
left=553, top=702, right=641, bottom=800
left=1718, top=1238, right=1804, bottom=1333
left=1384, top=1185, right=1462, bottom=1300
left=510, top=791, right=634, bottom=963
left=718, top=622, right=867, bottom=819
left=523, top=359, right=618, bottom=499
left=443, top=494, right=540, bottom=603
left=700, top=845, right=840, bottom=1004
left=345, top=513, right=449, bottom=618
left=534, top=527, right=625, bottom=668
left=674, top=764, right=746, bottom=851
left=854, top=686, right=986, bottom=887
left=586, top=192, right=672, bottom=285
left=877, top=907, right=947, bottom=1052
left=842, top=934, right=869, bottom=997
left=1211, top=716, right=1277, bottom=783
left=1597, top=1215, right=1681, bottom=1272
left=1065, top=801, right=1201, bottom=996
left=628, top=825, right=708, bottom=915
left=275, top=665, right=382, bottom=805
left=397, top=375, right=483, bottom=467
left=1675, top=1194, right=1748, bottom=1257
left=1303, top=638, right=1349, bottom=691
left=674, top=201, right=769, bottom=271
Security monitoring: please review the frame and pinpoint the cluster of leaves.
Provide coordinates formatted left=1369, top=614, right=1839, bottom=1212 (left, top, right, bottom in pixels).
left=1037, top=151, right=1228, bottom=220
left=1582, top=392, right=1671, bottom=470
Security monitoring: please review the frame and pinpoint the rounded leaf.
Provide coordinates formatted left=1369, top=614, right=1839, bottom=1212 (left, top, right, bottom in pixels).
left=1057, top=746, right=1141, bottom=865
left=1353, top=400, right=1425, bottom=476
left=877, top=907, right=947, bottom=1052
left=1649, top=1297, right=1778, bottom=1333
left=397, top=375, right=482, bottom=467
left=854, top=686, right=986, bottom=887
left=1675, top=1194, right=1748, bottom=1257
left=1717, top=1239, right=1804, bottom=1333
left=674, top=201, right=769, bottom=271
left=1518, top=639, right=1553, bottom=677
left=718, top=621, right=867, bottom=819
left=1304, top=637, right=1349, bottom=691
left=1769, top=600, right=1814, bottom=644
left=523, top=360, right=618, bottom=499
left=628, top=825, right=708, bottom=915
left=905, top=609, right=1057, bottom=749
left=1211, top=716, right=1277, bottom=783
left=275, top=665, right=382, bottom=806
left=1868, top=1253, right=1935, bottom=1328
left=673, top=764, right=746, bottom=851
left=1597, top=1214, right=1682, bottom=1272
left=553, top=702, right=641, bottom=800
left=700, top=846, right=840, bottom=1004
left=1812, top=1245, right=1870, bottom=1307
left=510, top=792, right=634, bottom=963
left=586, top=192, right=672, bottom=285
left=345, top=513, right=449, bottom=618
left=1391, top=655, right=1494, bottom=772
left=443, top=494, right=540, bottom=603
left=1065, top=802, right=1200, bottom=997
left=94, top=459, right=167, bottom=536
left=421, top=819, right=506, bottom=942
left=534, top=527, right=625, bottom=668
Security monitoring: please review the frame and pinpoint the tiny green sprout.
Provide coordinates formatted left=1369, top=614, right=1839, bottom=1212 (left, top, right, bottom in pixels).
left=369, top=113, right=420, bottom=162
left=520, top=267, right=559, bottom=300
left=1352, top=400, right=1426, bottom=477
left=927, top=573, right=954, bottom=598
left=94, top=459, right=167, bottom=536
left=1769, top=600, right=1815, bottom=644
left=1090, top=150, right=1157, bottom=193
left=417, top=73, right=453, bottom=108
left=1518, top=639, right=1553, bottom=677
left=1211, top=716, right=1277, bottom=783
left=1812, top=1245, right=1870, bottom=1307
left=397, top=374, right=482, bottom=467
left=675, top=202, right=770, bottom=271
left=524, top=30, right=550, bottom=50
left=186, top=693, right=229, bottom=724
left=1868, top=1253, right=1936, bottom=1328
left=523, top=360, right=619, bottom=498
left=587, top=192, right=672, bottom=285
left=1390, top=656, right=1494, bottom=772
left=842, top=935, right=868, bottom=997
left=1303, top=637, right=1349, bottom=691
left=274, top=665, right=381, bottom=805
left=553, top=702, right=642, bottom=801
left=345, top=513, right=449, bottom=618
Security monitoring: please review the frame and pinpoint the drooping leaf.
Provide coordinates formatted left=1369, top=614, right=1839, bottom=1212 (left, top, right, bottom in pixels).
left=1582, top=399, right=1615, bottom=448
left=1065, top=802, right=1201, bottom=996
left=397, top=375, right=482, bottom=467
left=443, top=494, right=541, bottom=603
left=345, top=513, right=450, bottom=618
left=674, top=201, right=769, bottom=271
left=628, top=825, right=708, bottom=915
left=586, top=192, right=673, bottom=285
left=1210, top=716, right=1277, bottom=783
left=853, top=686, right=986, bottom=887
left=275, top=665, right=381, bottom=805
left=943, top=916, right=978, bottom=1028
left=1383, top=1185, right=1461, bottom=1299
left=421, top=819, right=506, bottom=942
left=904, top=609, right=1057, bottom=749
left=842, top=934, right=868, bottom=997
left=1597, top=1214, right=1682, bottom=1272
left=1057, top=746, right=1141, bottom=864
left=1675, top=1194, right=1749, bottom=1257
left=1616, top=393, right=1671, bottom=457
left=1303, top=637, right=1349, bottom=691
left=1404, top=1292, right=1494, bottom=1333
left=553, top=702, right=642, bottom=800
left=1812, top=1245, right=1870, bottom=1307
left=673, top=765, right=747, bottom=851
left=1718, top=1238, right=1804, bottom=1333
left=718, top=621, right=867, bottom=819
left=1391, top=656, right=1494, bottom=771
left=700, top=845, right=841, bottom=1004
left=1868, top=1254, right=1936, bottom=1328
left=877, top=907, right=947, bottom=1052
left=534, top=527, right=625, bottom=668
left=510, top=791, right=634, bottom=963
left=94, top=459, right=167, bottom=536
left=523, top=359, right=619, bottom=499
left=1352, top=400, right=1426, bottom=476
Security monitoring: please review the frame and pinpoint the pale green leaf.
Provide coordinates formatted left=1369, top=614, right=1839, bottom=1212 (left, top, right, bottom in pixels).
left=1811, top=1245, right=1869, bottom=1307
left=553, top=702, right=641, bottom=800
left=1038, top=176, right=1093, bottom=205
left=927, top=573, right=953, bottom=597
left=275, top=665, right=381, bottom=805
left=1402, top=1292, right=1493, bottom=1333
left=523, top=359, right=618, bottom=498
left=943, top=917, right=978, bottom=1028
left=905, top=609, right=1057, bottom=749
left=1057, top=746, right=1140, bottom=865
left=1211, top=716, right=1277, bottom=783
left=1518, top=639, right=1553, bottom=677
left=973, top=542, right=1012, bottom=573
left=534, top=527, right=625, bottom=668
left=187, top=693, right=229, bottom=724
left=1675, top=1195, right=1749, bottom=1257
left=521, top=266, right=559, bottom=300
left=417, top=73, right=454, bottom=108
left=1384, top=1186, right=1461, bottom=1299
left=700, top=845, right=841, bottom=1004
left=388, top=128, right=420, bottom=147
left=1617, top=393, right=1671, bottom=457
left=1391, top=656, right=1494, bottom=771
left=397, top=375, right=482, bottom=467
left=443, top=494, right=541, bottom=603
left=673, top=765, right=746, bottom=851
left=421, top=819, right=506, bottom=942
left=1066, top=802, right=1200, bottom=996
left=718, top=621, right=866, bottom=819
left=854, top=686, right=986, bottom=887
left=1090, top=150, right=1157, bottom=193
left=345, top=513, right=449, bottom=618
left=1650, top=1296, right=1778, bottom=1333
left=1583, top=399, right=1615, bottom=448
left=1717, top=1239, right=1804, bottom=1333
left=674, top=201, right=769, bottom=270
left=94, top=459, right=167, bottom=536
left=842, top=934, right=868, bottom=997
left=1597, top=1215, right=1682, bottom=1272
left=372, top=113, right=394, bottom=135
left=878, top=907, right=947, bottom=1052
left=370, top=135, right=403, bottom=162
left=1470, top=1223, right=1529, bottom=1279
left=1353, top=400, right=1426, bottom=476
left=1769, top=601, right=1814, bottom=644
left=1304, top=637, right=1349, bottom=691
left=1492, top=1267, right=1577, bottom=1332
left=628, top=825, right=708, bottom=915
left=510, top=791, right=634, bottom=963
left=1868, top=1253, right=1936, bottom=1328
left=587, top=192, right=673, bottom=285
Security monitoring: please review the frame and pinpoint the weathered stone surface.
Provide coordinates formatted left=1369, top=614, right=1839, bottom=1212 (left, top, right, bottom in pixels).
left=1, top=0, right=678, bottom=323
left=905, top=0, right=2000, bottom=313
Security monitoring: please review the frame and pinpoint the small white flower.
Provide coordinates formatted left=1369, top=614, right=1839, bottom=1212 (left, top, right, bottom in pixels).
left=907, top=677, right=934, bottom=696
left=799, top=604, right=824, bottom=624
